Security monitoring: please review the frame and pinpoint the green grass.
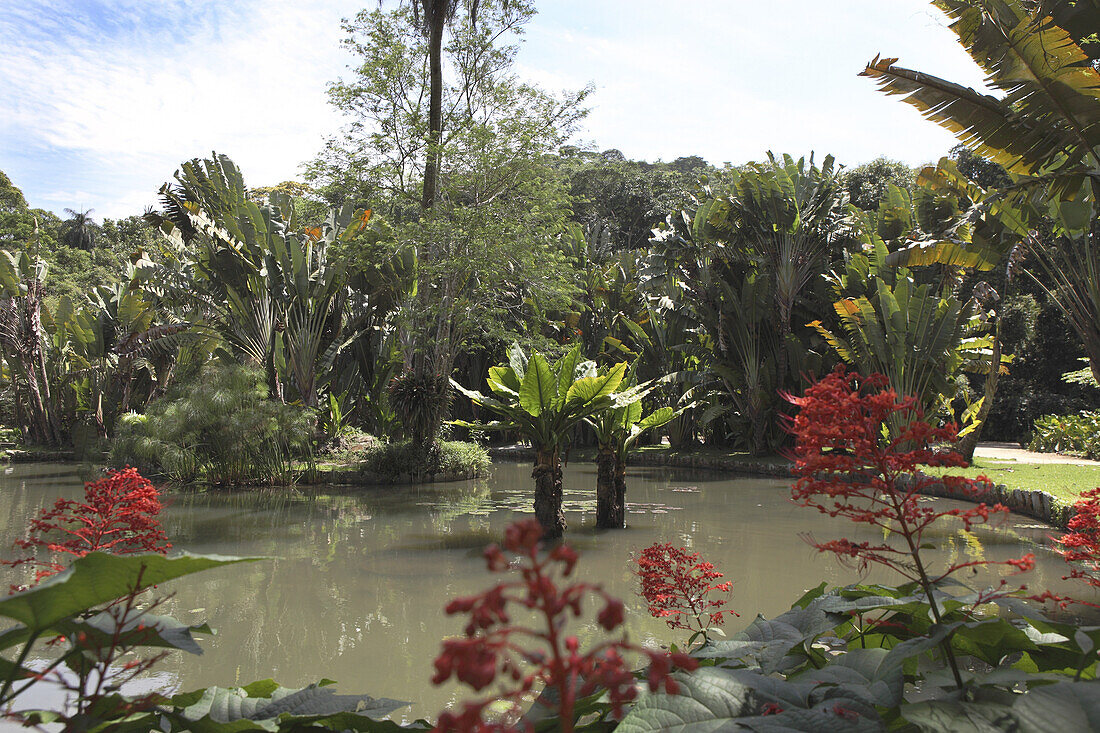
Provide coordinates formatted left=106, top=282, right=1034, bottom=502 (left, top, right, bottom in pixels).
left=633, top=445, right=1100, bottom=506
left=925, top=458, right=1100, bottom=504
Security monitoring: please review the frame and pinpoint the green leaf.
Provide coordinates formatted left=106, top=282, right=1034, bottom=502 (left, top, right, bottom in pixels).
left=166, top=681, right=411, bottom=732
left=614, top=668, right=755, bottom=732
left=565, top=362, right=627, bottom=409
left=902, top=699, right=1017, bottom=732
left=508, top=342, right=528, bottom=378
left=0, top=553, right=257, bottom=633
left=1012, top=680, right=1100, bottom=732
left=61, top=611, right=214, bottom=657
left=519, top=353, right=555, bottom=416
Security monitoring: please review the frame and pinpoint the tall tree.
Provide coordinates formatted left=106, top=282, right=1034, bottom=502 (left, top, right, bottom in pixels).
left=60, top=208, right=97, bottom=251
left=313, top=2, right=587, bottom=458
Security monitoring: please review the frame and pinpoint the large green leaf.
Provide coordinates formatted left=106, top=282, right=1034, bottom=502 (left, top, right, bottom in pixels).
left=615, top=668, right=755, bottom=732
left=519, top=353, right=556, bottom=416
left=565, top=361, right=626, bottom=409
left=1012, top=680, right=1100, bottom=732
left=0, top=553, right=257, bottom=633
left=166, top=681, right=410, bottom=732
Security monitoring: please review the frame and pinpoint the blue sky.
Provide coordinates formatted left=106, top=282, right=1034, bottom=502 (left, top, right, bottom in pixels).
left=0, top=1, right=991, bottom=219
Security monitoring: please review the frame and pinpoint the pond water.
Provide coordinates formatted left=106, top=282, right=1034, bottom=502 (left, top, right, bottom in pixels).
left=0, top=461, right=1087, bottom=723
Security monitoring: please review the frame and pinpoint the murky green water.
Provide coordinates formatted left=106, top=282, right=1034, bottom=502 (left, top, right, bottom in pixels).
left=0, top=461, right=1087, bottom=723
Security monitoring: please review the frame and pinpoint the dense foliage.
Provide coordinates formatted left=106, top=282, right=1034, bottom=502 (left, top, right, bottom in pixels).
left=1029, top=410, right=1100, bottom=460
left=111, top=364, right=315, bottom=485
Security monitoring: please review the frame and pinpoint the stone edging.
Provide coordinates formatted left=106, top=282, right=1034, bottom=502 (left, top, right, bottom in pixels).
left=2, top=449, right=79, bottom=463
left=488, top=446, right=1072, bottom=528
left=913, top=475, right=1071, bottom=528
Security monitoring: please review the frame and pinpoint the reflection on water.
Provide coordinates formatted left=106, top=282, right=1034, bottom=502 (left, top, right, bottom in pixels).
left=0, top=461, right=1089, bottom=722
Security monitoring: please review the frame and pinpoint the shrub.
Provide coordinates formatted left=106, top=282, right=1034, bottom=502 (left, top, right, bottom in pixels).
left=110, top=364, right=315, bottom=485
left=636, top=542, right=735, bottom=648
left=1029, top=410, right=1100, bottom=459
left=360, top=439, right=489, bottom=479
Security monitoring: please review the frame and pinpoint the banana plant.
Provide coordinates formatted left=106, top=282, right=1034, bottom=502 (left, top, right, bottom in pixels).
left=862, top=0, right=1100, bottom=383
left=881, top=159, right=1029, bottom=458
left=583, top=363, right=678, bottom=529
left=861, top=1, right=1100, bottom=201
left=451, top=344, right=629, bottom=537
left=0, top=247, right=60, bottom=445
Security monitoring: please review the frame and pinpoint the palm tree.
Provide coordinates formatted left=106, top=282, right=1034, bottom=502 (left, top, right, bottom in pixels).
left=60, top=208, right=96, bottom=250
left=452, top=344, right=628, bottom=537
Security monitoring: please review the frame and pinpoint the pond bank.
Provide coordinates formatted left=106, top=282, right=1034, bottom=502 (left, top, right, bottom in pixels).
left=489, top=444, right=1075, bottom=528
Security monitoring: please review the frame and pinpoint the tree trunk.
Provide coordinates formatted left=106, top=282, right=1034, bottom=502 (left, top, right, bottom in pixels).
left=533, top=445, right=565, bottom=538
left=612, top=456, right=627, bottom=529
left=957, top=318, right=1002, bottom=462
left=422, top=10, right=446, bottom=211
left=595, top=446, right=619, bottom=529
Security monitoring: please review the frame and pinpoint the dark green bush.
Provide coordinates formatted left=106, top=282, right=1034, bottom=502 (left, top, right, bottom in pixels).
left=360, top=439, right=489, bottom=479
left=111, top=364, right=315, bottom=485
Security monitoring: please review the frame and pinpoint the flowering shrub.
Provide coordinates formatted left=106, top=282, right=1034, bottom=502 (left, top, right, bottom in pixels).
left=636, top=542, right=734, bottom=646
left=784, top=367, right=1034, bottom=686
left=4, top=467, right=170, bottom=586
left=432, top=519, right=697, bottom=733
left=0, top=467, right=175, bottom=721
left=1055, top=487, right=1100, bottom=591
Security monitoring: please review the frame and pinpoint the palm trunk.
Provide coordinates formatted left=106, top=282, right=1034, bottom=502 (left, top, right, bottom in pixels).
left=612, top=456, right=627, bottom=529
left=422, top=10, right=446, bottom=211
left=595, top=446, right=618, bottom=528
left=533, top=444, right=565, bottom=538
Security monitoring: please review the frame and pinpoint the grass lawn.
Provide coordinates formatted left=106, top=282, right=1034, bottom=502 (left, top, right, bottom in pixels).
left=926, top=458, right=1100, bottom=505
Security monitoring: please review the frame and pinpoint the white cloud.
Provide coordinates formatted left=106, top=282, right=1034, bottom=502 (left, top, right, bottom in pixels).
left=1, top=0, right=355, bottom=217
left=0, top=0, right=1003, bottom=219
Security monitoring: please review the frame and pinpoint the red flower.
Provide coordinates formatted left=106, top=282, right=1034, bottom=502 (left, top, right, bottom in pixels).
left=783, top=367, right=1029, bottom=593
left=4, top=467, right=170, bottom=586
left=1041, top=488, right=1100, bottom=605
left=432, top=519, right=695, bottom=733
left=635, top=542, right=735, bottom=640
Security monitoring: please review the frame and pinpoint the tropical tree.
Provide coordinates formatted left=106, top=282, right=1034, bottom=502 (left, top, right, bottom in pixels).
left=861, top=0, right=1100, bottom=381
left=0, top=246, right=60, bottom=445
left=811, top=206, right=1004, bottom=429
left=146, top=154, right=373, bottom=409
left=452, top=345, right=629, bottom=537
left=381, top=0, right=515, bottom=211
left=59, top=208, right=97, bottom=251
left=645, top=153, right=849, bottom=454
left=883, top=158, right=1030, bottom=458
left=583, top=363, right=677, bottom=529
left=314, top=4, right=587, bottom=461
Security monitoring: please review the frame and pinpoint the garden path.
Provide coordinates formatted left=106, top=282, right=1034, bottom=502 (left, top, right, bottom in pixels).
left=975, top=442, right=1100, bottom=466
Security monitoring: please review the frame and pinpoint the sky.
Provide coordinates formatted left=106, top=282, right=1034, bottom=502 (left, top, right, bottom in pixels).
left=0, top=0, right=994, bottom=220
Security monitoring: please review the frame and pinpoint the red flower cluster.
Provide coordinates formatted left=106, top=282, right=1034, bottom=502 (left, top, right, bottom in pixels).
left=432, top=519, right=697, bottom=733
left=1055, top=488, right=1100, bottom=590
left=5, top=467, right=170, bottom=585
left=784, top=367, right=1031, bottom=590
left=636, top=542, right=735, bottom=641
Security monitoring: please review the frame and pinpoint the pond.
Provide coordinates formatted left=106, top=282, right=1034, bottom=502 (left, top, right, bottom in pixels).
left=0, top=460, right=1086, bottom=723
